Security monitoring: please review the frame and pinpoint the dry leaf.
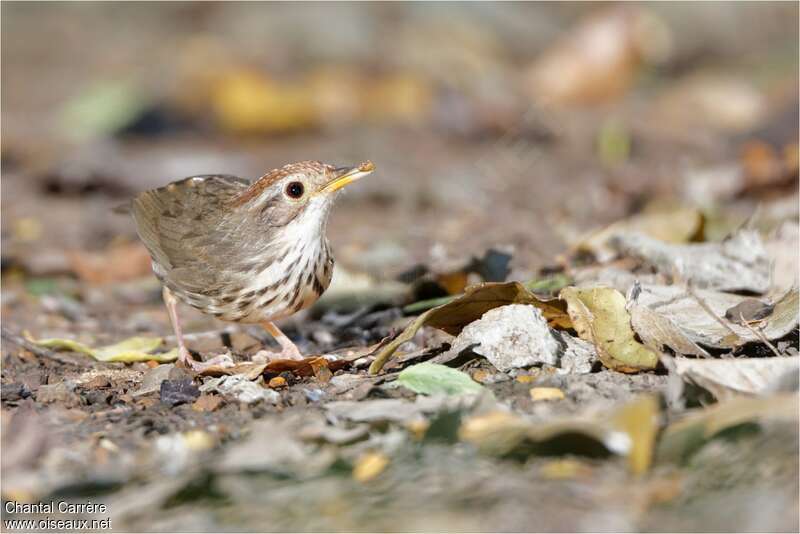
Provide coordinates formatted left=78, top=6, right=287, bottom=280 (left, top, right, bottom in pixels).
left=29, top=335, right=177, bottom=363
left=352, top=452, right=390, bottom=483
left=560, top=286, right=659, bottom=372
left=656, top=393, right=798, bottom=464
left=611, top=229, right=770, bottom=293
left=631, top=284, right=798, bottom=349
left=460, top=396, right=656, bottom=469
left=610, top=395, right=660, bottom=475
left=673, top=356, right=800, bottom=400
left=529, top=387, right=565, bottom=401
left=629, top=300, right=710, bottom=357
left=573, top=207, right=703, bottom=262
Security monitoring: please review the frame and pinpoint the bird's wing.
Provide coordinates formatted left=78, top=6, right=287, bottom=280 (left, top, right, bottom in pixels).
left=132, top=174, right=255, bottom=294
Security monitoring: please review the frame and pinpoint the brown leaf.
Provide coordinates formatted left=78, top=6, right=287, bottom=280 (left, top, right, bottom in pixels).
left=309, top=358, right=333, bottom=383
left=265, top=357, right=349, bottom=378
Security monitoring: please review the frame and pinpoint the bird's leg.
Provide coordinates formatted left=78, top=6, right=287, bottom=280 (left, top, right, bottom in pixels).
left=163, top=287, right=233, bottom=371
left=259, top=321, right=303, bottom=360
left=163, top=287, right=194, bottom=366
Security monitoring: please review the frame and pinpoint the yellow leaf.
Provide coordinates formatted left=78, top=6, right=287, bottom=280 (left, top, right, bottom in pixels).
left=530, top=387, right=565, bottom=401
left=540, top=458, right=592, bottom=480
left=560, top=286, right=658, bottom=372
left=353, top=452, right=389, bottom=483
left=30, top=336, right=178, bottom=363
left=610, top=395, right=660, bottom=475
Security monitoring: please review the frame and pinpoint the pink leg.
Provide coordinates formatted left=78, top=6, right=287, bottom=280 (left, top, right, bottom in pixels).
left=260, top=321, right=303, bottom=360
left=163, top=287, right=232, bottom=371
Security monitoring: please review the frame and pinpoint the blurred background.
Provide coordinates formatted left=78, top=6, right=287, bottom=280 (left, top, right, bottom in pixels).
left=2, top=1, right=798, bottom=315
left=1, top=4, right=799, bottom=531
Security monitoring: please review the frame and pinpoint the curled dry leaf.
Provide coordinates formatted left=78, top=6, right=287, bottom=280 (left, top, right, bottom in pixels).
left=656, top=393, right=799, bottom=465
left=630, top=284, right=798, bottom=350
left=369, top=282, right=570, bottom=374
left=459, top=395, right=660, bottom=474
left=629, top=300, right=710, bottom=357
left=572, top=207, right=703, bottom=262
left=672, top=356, right=800, bottom=401
left=610, top=229, right=770, bottom=293
left=560, top=286, right=659, bottom=373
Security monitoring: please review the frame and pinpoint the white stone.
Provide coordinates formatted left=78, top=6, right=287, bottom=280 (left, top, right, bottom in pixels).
left=448, top=304, right=560, bottom=372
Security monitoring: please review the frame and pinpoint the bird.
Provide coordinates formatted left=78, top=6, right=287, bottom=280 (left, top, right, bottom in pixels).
left=131, top=160, right=375, bottom=370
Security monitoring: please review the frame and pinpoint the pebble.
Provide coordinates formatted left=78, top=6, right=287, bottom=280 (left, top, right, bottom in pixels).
left=160, top=379, right=200, bottom=406
left=446, top=304, right=560, bottom=372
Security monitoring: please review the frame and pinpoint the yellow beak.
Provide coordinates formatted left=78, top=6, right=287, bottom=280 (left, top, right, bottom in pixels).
left=321, top=160, right=375, bottom=194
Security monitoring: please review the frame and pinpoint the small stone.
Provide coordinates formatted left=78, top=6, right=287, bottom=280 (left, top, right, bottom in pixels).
left=36, top=381, right=82, bottom=406
left=446, top=304, right=560, bottom=372
left=84, top=390, right=111, bottom=406
left=1, top=383, right=31, bottom=402
left=556, top=332, right=597, bottom=374
left=199, top=375, right=280, bottom=405
left=268, top=376, right=287, bottom=389
left=160, top=379, right=200, bottom=406
left=133, top=364, right=174, bottom=397
left=303, top=388, right=325, bottom=403
left=192, top=394, right=223, bottom=412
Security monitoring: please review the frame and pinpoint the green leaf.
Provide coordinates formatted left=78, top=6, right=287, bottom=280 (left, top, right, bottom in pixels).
left=397, top=363, right=486, bottom=396
left=31, top=335, right=178, bottom=363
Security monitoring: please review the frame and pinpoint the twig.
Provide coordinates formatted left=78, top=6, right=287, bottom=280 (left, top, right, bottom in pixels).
left=1, top=327, right=84, bottom=366
left=685, top=284, right=741, bottom=340
left=738, top=313, right=782, bottom=358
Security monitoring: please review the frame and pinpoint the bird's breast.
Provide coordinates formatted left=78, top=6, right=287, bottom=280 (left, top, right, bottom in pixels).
left=197, top=237, right=334, bottom=323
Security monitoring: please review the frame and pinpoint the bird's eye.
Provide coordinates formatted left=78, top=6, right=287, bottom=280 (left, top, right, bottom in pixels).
left=285, top=181, right=305, bottom=199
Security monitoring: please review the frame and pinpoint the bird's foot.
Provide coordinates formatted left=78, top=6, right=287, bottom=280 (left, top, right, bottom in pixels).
left=252, top=344, right=304, bottom=363
left=178, top=347, right=235, bottom=372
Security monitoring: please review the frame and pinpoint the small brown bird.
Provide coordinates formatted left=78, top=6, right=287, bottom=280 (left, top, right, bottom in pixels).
left=131, top=160, right=375, bottom=370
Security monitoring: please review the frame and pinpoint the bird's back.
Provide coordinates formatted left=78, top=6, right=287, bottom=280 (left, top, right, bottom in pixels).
left=132, top=174, right=255, bottom=299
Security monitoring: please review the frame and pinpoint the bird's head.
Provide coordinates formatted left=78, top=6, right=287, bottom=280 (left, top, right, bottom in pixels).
left=233, top=160, right=375, bottom=230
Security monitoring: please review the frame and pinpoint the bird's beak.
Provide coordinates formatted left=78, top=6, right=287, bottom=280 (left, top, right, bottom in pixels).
left=321, top=161, right=375, bottom=194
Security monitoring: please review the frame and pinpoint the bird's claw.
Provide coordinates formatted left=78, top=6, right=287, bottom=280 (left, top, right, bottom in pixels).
left=178, top=347, right=235, bottom=372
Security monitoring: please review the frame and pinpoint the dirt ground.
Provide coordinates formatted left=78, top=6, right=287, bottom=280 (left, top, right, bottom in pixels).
left=2, top=3, right=799, bottom=532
